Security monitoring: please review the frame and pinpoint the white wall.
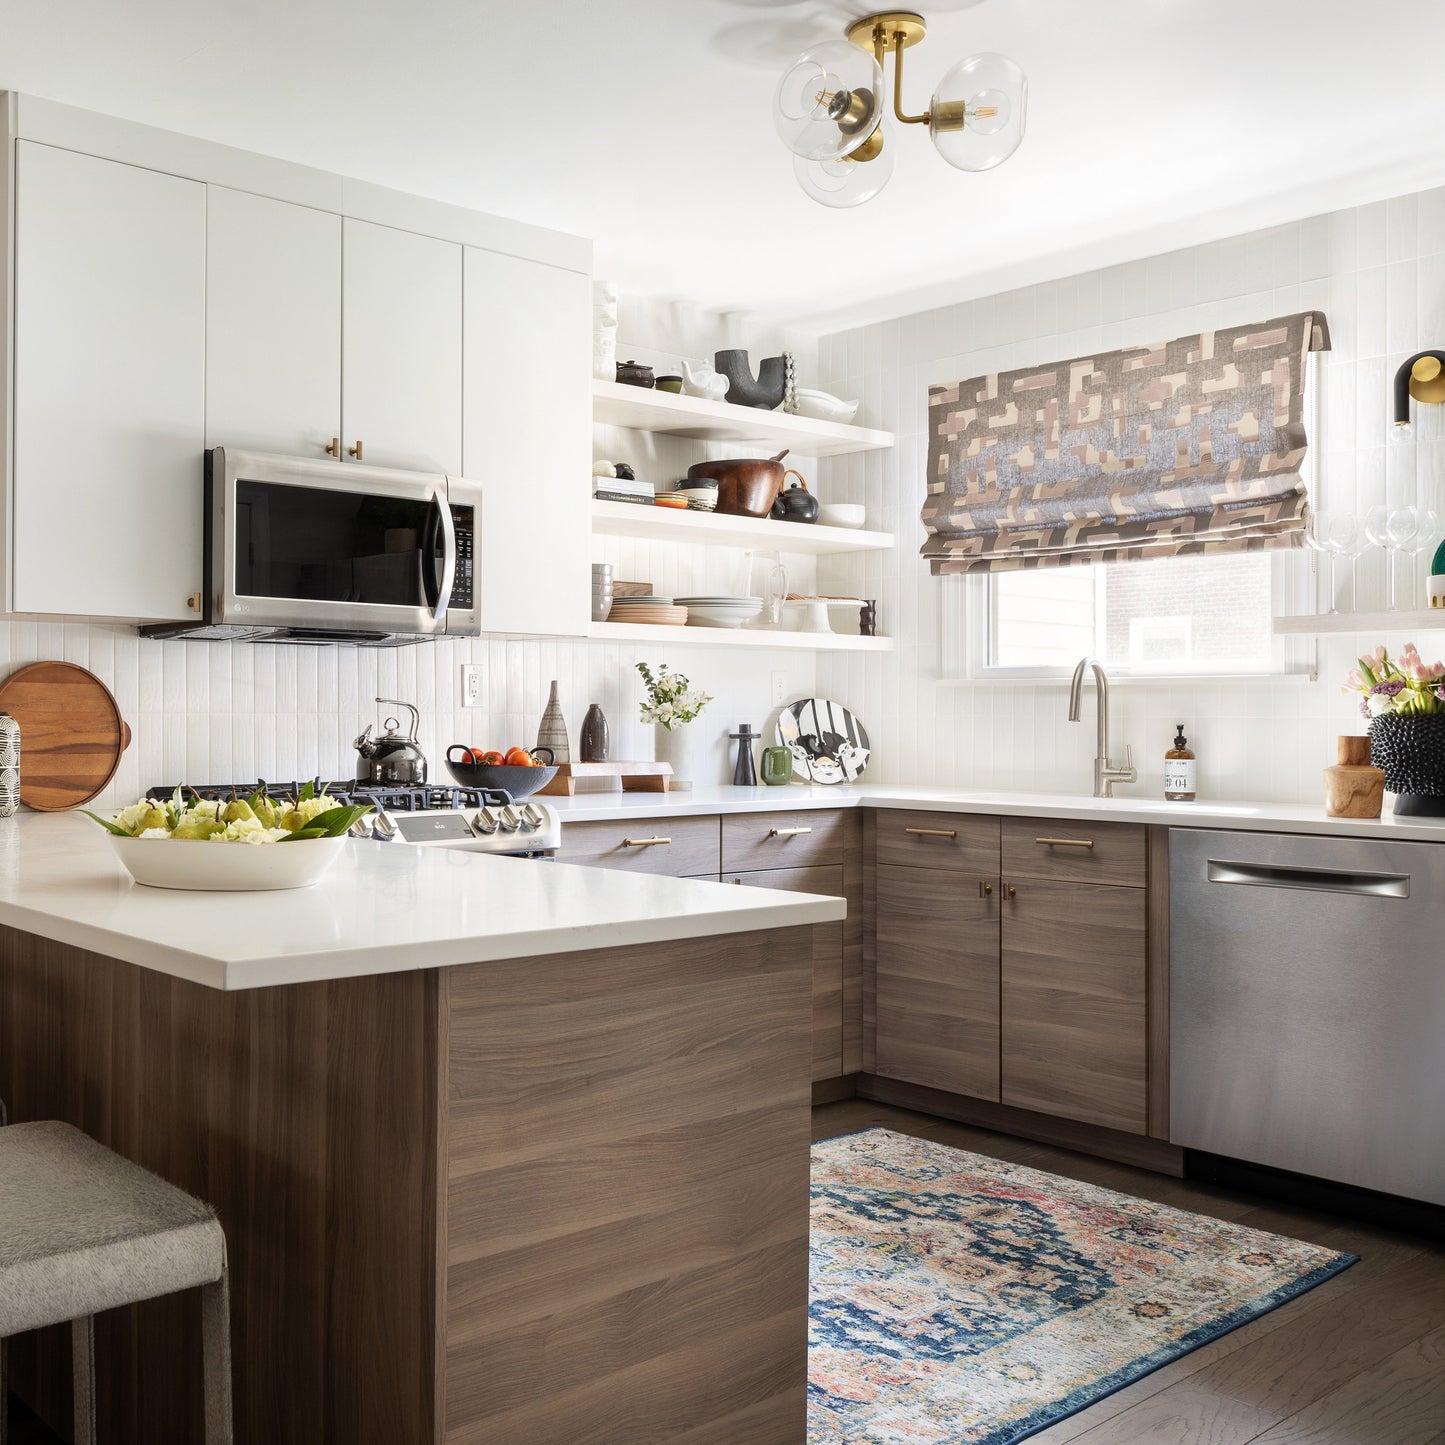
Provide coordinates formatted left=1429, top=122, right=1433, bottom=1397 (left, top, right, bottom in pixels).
left=3, top=303, right=826, bottom=807
left=813, top=188, right=1445, bottom=805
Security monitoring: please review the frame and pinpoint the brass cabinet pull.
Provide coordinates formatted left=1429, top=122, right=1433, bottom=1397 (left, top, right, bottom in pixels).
left=622, top=835, right=671, bottom=847
left=348, top=439, right=365, bottom=460
left=1036, top=836, right=1095, bottom=849
left=768, top=826, right=813, bottom=838
left=905, top=827, right=958, bottom=839
left=1006, top=884, right=1018, bottom=899
left=186, top=591, right=202, bottom=613
left=325, top=437, right=341, bottom=457
left=978, top=880, right=993, bottom=899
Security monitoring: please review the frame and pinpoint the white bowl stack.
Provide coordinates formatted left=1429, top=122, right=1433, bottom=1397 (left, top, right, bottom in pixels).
left=674, top=596, right=764, bottom=629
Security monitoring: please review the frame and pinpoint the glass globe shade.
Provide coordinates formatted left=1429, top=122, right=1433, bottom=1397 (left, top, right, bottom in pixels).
left=774, top=40, right=884, bottom=162
left=929, top=52, right=1028, bottom=172
left=793, top=139, right=893, bottom=209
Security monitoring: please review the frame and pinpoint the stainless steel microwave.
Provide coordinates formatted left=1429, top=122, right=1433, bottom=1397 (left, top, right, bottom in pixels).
left=145, top=448, right=481, bottom=645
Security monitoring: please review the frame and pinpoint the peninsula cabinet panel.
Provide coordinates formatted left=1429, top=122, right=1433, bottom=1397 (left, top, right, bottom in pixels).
left=556, top=814, right=720, bottom=876
left=726, top=863, right=845, bottom=1081
left=874, top=862, right=1001, bottom=1100
left=12, top=141, right=206, bottom=620
left=205, top=186, right=343, bottom=457
left=342, top=217, right=462, bottom=474
left=874, top=810, right=1000, bottom=875
left=1000, top=878, right=1148, bottom=1135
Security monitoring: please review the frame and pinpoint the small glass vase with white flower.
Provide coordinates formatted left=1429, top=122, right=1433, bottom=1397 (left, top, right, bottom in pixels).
left=637, top=662, right=714, bottom=792
left=84, top=784, right=372, bottom=890
left=1342, top=645, right=1445, bottom=816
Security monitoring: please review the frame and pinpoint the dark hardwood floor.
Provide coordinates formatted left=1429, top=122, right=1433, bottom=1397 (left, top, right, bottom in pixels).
left=813, top=1099, right=1445, bottom=1445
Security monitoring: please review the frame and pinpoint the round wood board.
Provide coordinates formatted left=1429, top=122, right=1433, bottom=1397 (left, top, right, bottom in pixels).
left=0, top=661, right=133, bottom=811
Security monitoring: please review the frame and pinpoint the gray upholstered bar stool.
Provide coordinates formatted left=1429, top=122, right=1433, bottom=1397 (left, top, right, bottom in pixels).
left=0, top=1121, right=233, bottom=1445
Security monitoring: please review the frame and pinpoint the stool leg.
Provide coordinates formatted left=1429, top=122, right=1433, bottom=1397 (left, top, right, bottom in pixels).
left=200, top=1272, right=233, bottom=1445
left=71, top=1317, right=96, bottom=1445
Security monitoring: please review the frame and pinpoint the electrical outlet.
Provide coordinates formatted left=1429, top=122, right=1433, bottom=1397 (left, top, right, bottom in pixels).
left=771, top=671, right=788, bottom=708
left=461, top=663, right=484, bottom=708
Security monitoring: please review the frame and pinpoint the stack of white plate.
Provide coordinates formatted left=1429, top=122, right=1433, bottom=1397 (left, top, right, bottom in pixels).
left=674, top=596, right=764, bottom=629
left=607, top=596, right=689, bottom=626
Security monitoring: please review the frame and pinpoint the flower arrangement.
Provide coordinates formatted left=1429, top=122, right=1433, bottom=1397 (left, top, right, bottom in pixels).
left=85, top=783, right=371, bottom=843
left=1342, top=644, right=1445, bottom=718
left=636, top=662, right=712, bottom=730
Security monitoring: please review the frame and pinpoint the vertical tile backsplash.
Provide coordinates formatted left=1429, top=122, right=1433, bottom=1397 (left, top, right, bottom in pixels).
left=812, top=184, right=1445, bottom=805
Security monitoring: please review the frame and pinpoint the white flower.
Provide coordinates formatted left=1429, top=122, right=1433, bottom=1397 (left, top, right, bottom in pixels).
left=295, top=795, right=338, bottom=825
left=137, top=827, right=171, bottom=840
left=207, top=818, right=290, bottom=844
left=1367, top=693, right=1394, bottom=717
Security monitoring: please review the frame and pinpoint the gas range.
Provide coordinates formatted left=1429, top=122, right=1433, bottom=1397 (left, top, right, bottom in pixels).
left=145, top=779, right=562, bottom=857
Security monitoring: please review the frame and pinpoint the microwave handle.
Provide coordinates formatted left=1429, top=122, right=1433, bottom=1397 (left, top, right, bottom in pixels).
left=422, top=490, right=457, bottom=623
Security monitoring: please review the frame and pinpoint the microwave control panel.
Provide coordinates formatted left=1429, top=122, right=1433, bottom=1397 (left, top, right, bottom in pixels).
left=451, top=505, right=475, bottom=610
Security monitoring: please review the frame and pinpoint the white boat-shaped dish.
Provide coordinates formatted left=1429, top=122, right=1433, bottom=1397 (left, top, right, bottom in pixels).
left=792, top=389, right=859, bottom=424
left=109, top=833, right=349, bottom=891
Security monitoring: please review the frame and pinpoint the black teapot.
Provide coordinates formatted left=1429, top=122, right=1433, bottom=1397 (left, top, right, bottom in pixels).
left=770, top=474, right=818, bottom=524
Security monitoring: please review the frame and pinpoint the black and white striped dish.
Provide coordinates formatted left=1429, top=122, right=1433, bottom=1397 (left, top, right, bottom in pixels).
left=774, top=698, right=870, bottom=785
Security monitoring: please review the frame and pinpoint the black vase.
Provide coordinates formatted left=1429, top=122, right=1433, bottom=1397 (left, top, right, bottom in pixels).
left=714, top=350, right=786, bottom=409
left=1368, top=712, right=1445, bottom=815
left=579, top=704, right=610, bottom=763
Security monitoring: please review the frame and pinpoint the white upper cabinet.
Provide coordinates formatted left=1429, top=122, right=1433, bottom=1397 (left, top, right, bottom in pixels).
left=12, top=142, right=205, bottom=620
left=463, top=247, right=591, bottom=637
left=342, top=219, right=462, bottom=475
left=205, top=187, right=342, bottom=457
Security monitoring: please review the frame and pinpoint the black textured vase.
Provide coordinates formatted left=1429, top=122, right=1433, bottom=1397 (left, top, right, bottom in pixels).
left=1368, top=712, right=1445, bottom=815
left=714, top=350, right=786, bottom=409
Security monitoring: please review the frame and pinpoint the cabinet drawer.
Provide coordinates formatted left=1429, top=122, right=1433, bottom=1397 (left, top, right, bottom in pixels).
left=874, top=810, right=1000, bottom=873
left=1002, top=818, right=1146, bottom=887
left=722, top=810, right=847, bottom=871
left=556, top=816, right=719, bottom=876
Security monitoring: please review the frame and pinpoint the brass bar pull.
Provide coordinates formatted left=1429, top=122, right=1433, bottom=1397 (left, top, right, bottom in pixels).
left=325, top=437, right=341, bottom=457
left=622, top=836, right=671, bottom=847
left=978, top=880, right=993, bottom=899
left=768, top=826, right=813, bottom=838
left=1036, top=836, right=1095, bottom=849
left=348, top=439, right=364, bottom=460
left=905, top=827, right=958, bottom=838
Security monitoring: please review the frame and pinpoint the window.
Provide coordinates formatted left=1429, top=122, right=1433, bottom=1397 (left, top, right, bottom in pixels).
left=945, top=549, right=1312, bottom=680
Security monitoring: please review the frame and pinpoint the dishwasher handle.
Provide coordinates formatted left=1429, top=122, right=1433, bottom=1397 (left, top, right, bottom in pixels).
left=1207, top=858, right=1410, bottom=899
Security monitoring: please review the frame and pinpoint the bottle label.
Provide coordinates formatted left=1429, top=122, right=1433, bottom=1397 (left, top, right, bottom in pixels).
left=1164, top=759, right=1197, bottom=798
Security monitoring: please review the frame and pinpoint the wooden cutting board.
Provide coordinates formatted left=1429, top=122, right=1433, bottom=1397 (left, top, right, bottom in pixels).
left=0, top=661, right=133, bottom=811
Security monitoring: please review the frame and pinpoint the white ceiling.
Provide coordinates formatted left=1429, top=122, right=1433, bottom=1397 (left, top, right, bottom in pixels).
left=4, top=0, right=1445, bottom=332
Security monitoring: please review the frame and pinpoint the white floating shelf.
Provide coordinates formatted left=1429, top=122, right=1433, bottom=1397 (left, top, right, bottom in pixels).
left=587, top=621, right=894, bottom=653
left=1274, top=609, right=1445, bottom=635
left=592, top=379, right=893, bottom=458
left=591, top=499, right=894, bottom=555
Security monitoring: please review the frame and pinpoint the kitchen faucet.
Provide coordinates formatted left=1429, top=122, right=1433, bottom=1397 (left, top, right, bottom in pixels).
left=1068, top=656, right=1137, bottom=798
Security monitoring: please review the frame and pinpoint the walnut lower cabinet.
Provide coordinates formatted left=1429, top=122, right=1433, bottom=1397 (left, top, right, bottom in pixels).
left=873, top=813, right=1154, bottom=1138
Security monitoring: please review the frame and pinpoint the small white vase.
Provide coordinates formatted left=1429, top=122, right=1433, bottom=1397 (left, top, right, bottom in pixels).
left=654, top=722, right=705, bottom=791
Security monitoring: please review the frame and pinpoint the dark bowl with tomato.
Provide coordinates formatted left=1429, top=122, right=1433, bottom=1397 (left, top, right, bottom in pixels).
left=445, top=745, right=558, bottom=800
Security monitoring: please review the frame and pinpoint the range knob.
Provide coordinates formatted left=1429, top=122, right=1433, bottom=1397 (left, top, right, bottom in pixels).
left=517, top=803, right=544, bottom=831
left=496, top=805, right=522, bottom=833
left=472, top=807, right=500, bottom=835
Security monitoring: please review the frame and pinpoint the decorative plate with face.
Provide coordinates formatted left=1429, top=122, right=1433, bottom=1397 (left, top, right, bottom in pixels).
left=775, top=697, right=870, bottom=785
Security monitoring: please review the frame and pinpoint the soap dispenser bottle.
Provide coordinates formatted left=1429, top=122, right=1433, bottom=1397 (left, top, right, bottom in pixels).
left=1164, top=725, right=1196, bottom=802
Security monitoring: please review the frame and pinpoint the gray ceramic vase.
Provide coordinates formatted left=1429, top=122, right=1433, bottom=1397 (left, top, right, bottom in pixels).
left=714, top=350, right=786, bottom=410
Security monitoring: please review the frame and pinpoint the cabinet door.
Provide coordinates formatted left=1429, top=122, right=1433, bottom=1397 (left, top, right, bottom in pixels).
left=206, top=187, right=341, bottom=456
left=1001, top=879, right=1147, bottom=1134
left=875, top=863, right=1000, bottom=1100
left=342, top=218, right=461, bottom=473
left=13, top=142, right=205, bottom=619
left=728, top=864, right=844, bottom=1082
left=463, top=246, right=590, bottom=636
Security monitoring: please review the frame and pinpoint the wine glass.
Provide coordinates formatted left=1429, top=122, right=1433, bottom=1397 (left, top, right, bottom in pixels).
left=1305, top=515, right=1338, bottom=614
left=1322, top=514, right=1361, bottom=613
left=1364, top=505, right=1392, bottom=610
left=1386, top=507, right=1422, bottom=609
left=1399, top=507, right=1439, bottom=611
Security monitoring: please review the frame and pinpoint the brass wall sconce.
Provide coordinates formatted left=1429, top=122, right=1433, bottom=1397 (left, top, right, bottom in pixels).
left=773, top=11, right=1027, bottom=209
left=1392, top=350, right=1445, bottom=434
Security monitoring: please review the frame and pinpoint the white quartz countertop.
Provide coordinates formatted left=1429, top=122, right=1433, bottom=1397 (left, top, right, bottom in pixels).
left=0, top=814, right=844, bottom=992
left=549, top=781, right=1445, bottom=842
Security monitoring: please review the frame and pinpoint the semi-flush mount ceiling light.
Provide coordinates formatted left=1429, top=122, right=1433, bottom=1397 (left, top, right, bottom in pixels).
left=773, top=11, right=1027, bottom=209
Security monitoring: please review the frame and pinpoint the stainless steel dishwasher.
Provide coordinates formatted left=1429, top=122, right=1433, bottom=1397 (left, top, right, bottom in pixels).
left=1170, top=827, right=1445, bottom=1206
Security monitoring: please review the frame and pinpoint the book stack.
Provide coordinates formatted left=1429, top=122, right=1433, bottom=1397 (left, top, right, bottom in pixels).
left=593, top=476, right=654, bottom=506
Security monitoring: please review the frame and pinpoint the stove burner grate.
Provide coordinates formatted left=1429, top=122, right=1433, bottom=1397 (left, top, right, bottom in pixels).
left=145, top=778, right=517, bottom=812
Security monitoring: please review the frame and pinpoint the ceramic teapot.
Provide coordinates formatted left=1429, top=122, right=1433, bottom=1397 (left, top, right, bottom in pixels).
left=770, top=473, right=819, bottom=525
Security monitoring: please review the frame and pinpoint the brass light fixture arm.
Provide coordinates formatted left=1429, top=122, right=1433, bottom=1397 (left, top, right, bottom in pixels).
left=846, top=12, right=932, bottom=125
left=891, top=34, right=931, bottom=126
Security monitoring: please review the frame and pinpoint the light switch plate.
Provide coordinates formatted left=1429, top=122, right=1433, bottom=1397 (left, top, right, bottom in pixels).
left=771, top=671, right=788, bottom=708
left=461, top=663, right=484, bottom=708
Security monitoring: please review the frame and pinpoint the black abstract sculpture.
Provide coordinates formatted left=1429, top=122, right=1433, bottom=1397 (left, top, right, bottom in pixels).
left=714, top=350, right=786, bottom=410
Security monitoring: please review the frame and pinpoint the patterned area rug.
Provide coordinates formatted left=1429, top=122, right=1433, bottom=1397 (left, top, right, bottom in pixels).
left=809, top=1129, right=1357, bottom=1444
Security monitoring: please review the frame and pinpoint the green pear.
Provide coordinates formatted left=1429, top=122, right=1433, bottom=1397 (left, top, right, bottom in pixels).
left=131, top=806, right=169, bottom=835
left=171, top=819, right=222, bottom=841
left=222, top=799, right=256, bottom=824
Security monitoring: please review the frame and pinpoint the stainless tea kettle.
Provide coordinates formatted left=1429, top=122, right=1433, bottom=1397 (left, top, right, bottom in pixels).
left=354, top=698, right=428, bottom=786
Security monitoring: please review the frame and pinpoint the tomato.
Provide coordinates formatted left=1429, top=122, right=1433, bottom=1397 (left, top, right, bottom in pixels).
left=455, top=747, right=480, bottom=765
left=479, top=750, right=505, bottom=766
left=503, top=746, right=535, bottom=767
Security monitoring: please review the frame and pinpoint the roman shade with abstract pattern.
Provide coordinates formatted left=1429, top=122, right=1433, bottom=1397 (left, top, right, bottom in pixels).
left=921, top=311, right=1330, bottom=574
